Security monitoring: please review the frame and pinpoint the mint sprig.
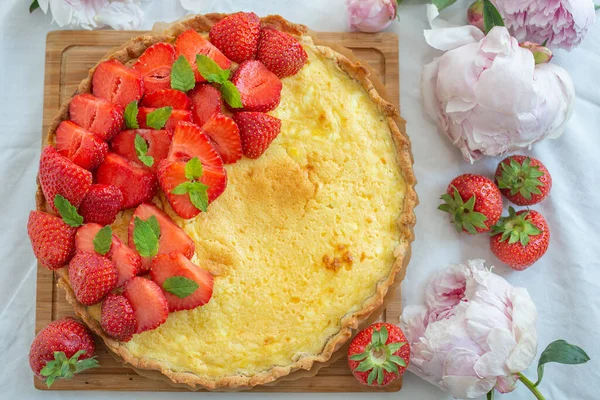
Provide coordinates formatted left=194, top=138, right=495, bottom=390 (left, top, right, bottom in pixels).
left=124, top=101, right=140, bottom=129
left=146, top=106, right=172, bottom=130
left=93, top=225, right=112, bottom=255
left=54, top=195, right=83, bottom=227
left=196, top=55, right=242, bottom=109
left=134, top=134, right=154, bottom=167
left=163, top=276, right=199, bottom=298
left=171, top=157, right=209, bottom=213
left=133, top=216, right=160, bottom=257
left=171, top=55, right=196, bottom=92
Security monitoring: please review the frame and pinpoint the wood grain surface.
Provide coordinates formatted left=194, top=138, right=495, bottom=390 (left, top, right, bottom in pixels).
left=36, top=30, right=401, bottom=392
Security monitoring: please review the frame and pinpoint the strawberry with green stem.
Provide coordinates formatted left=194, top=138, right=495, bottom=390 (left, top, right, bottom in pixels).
left=495, top=155, right=552, bottom=206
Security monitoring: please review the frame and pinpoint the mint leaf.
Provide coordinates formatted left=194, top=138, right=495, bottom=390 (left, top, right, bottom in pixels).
left=54, top=195, right=83, bottom=227
left=30, top=0, right=40, bottom=13
left=189, top=187, right=209, bottom=212
left=196, top=54, right=228, bottom=84
left=93, top=225, right=113, bottom=255
left=171, top=181, right=193, bottom=195
left=432, top=0, right=457, bottom=11
left=171, top=55, right=196, bottom=92
left=483, top=0, right=504, bottom=33
left=146, top=106, right=172, bottom=130
left=220, top=81, right=243, bottom=109
left=147, top=215, right=161, bottom=239
left=134, top=134, right=154, bottom=167
left=162, top=276, right=199, bottom=298
left=133, top=216, right=159, bottom=257
left=185, top=157, right=203, bottom=180
left=124, top=101, right=139, bottom=129
left=535, top=340, right=590, bottom=386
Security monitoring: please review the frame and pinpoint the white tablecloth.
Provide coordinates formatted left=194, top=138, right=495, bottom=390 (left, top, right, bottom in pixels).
left=1, top=0, right=598, bottom=399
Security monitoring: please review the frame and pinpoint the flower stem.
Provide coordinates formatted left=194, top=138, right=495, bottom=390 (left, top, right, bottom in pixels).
left=518, top=372, right=545, bottom=400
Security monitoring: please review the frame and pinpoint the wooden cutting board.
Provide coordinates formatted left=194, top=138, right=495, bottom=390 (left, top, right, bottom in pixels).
left=36, top=30, right=402, bottom=392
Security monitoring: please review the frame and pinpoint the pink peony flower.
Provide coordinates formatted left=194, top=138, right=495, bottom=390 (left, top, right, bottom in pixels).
left=36, top=0, right=146, bottom=30
left=399, top=259, right=538, bottom=398
left=346, top=0, right=397, bottom=33
left=422, top=22, right=574, bottom=162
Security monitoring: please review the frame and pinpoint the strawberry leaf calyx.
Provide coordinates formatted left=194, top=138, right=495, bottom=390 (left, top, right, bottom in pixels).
left=134, top=134, right=154, bottom=167
left=171, top=157, right=209, bottom=212
left=54, top=195, right=83, bottom=227
left=40, top=350, right=99, bottom=387
left=349, top=325, right=407, bottom=386
left=491, top=206, right=541, bottom=246
left=124, top=101, right=140, bottom=129
left=146, top=106, right=172, bottom=130
left=133, top=216, right=160, bottom=257
left=438, top=187, right=488, bottom=235
left=196, top=55, right=242, bottom=109
left=163, top=276, right=199, bottom=298
left=171, top=55, right=196, bottom=92
left=93, top=225, right=112, bottom=255
left=497, top=157, right=544, bottom=200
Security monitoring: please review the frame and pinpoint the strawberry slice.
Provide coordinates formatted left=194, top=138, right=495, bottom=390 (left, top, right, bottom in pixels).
left=168, top=122, right=223, bottom=167
left=92, top=59, right=144, bottom=108
left=157, top=159, right=227, bottom=219
left=151, top=252, right=213, bottom=312
left=141, top=89, right=191, bottom=110
left=75, top=223, right=141, bottom=287
left=209, top=12, right=261, bottom=63
left=28, top=210, right=77, bottom=270
left=233, top=112, right=282, bottom=159
left=55, top=121, right=108, bottom=170
left=39, top=146, right=93, bottom=212
left=137, top=107, right=192, bottom=131
left=189, top=84, right=222, bottom=127
left=132, top=43, right=176, bottom=95
left=96, top=153, right=158, bottom=209
left=79, top=184, right=124, bottom=226
left=175, top=29, right=232, bottom=82
left=128, top=203, right=196, bottom=270
left=231, top=60, right=282, bottom=112
left=123, top=277, right=169, bottom=334
left=200, top=113, right=242, bottom=164
left=111, top=129, right=173, bottom=173
left=69, top=94, right=124, bottom=141
left=101, top=293, right=137, bottom=342
left=257, top=28, right=308, bottom=78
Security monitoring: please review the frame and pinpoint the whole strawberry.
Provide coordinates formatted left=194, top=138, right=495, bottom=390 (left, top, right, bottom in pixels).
left=348, top=323, right=410, bottom=386
left=495, top=155, right=552, bottom=206
left=28, top=211, right=76, bottom=270
left=29, top=317, right=98, bottom=387
left=79, top=184, right=124, bottom=226
left=491, top=207, right=550, bottom=270
left=209, top=12, right=261, bottom=63
left=257, top=28, right=308, bottom=78
left=68, top=250, right=118, bottom=306
left=438, top=174, right=503, bottom=234
left=101, top=293, right=137, bottom=342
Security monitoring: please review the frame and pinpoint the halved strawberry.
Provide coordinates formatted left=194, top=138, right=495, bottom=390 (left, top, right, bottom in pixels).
left=39, top=146, right=93, bottom=212
left=28, top=210, right=77, bottom=270
left=75, top=223, right=141, bottom=286
left=68, top=250, right=118, bottom=306
left=55, top=121, right=108, bottom=170
left=233, top=112, right=282, bottom=159
left=257, top=28, right=308, bottom=78
left=157, top=160, right=227, bottom=219
left=151, top=252, right=213, bottom=311
left=123, top=277, right=169, bottom=334
left=96, top=153, right=158, bottom=209
left=141, top=89, right=191, bottom=110
left=168, top=122, right=223, bottom=167
left=101, top=293, right=137, bottom=342
left=110, top=129, right=173, bottom=173
left=132, top=42, right=176, bottom=95
left=137, top=107, right=192, bottom=131
left=231, top=60, right=282, bottom=112
left=209, top=12, right=260, bottom=63
left=92, top=59, right=144, bottom=108
left=79, top=184, right=124, bottom=226
left=201, top=113, right=242, bottom=164
left=175, top=29, right=232, bottom=82
left=128, top=203, right=195, bottom=270
left=69, top=94, right=124, bottom=141
left=189, top=84, right=222, bottom=127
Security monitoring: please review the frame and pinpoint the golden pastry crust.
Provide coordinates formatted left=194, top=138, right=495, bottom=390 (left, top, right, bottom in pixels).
left=37, top=13, right=417, bottom=390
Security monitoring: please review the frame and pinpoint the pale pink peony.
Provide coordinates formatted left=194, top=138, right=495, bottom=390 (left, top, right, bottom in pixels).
left=399, top=259, right=538, bottom=398
left=422, top=23, right=574, bottom=162
left=36, top=0, right=146, bottom=30
left=346, top=0, right=397, bottom=33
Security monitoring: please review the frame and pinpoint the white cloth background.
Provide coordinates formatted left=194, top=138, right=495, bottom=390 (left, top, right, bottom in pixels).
left=0, top=0, right=598, bottom=399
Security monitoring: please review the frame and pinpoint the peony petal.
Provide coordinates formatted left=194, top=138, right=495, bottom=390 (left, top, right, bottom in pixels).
left=95, top=1, right=145, bottom=30
left=442, top=375, right=496, bottom=399
left=495, top=374, right=519, bottom=393
left=474, top=328, right=517, bottom=377
left=424, top=4, right=485, bottom=51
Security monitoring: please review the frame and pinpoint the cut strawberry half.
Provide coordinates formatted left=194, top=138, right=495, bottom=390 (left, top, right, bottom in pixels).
left=137, top=107, right=192, bottom=131
left=110, top=129, right=173, bottom=173
left=201, top=113, right=242, bottom=164
left=209, top=12, right=261, bottom=63
left=69, top=94, right=124, bottom=141
left=96, top=153, right=158, bottom=209
left=92, top=59, right=144, bottom=108
left=151, top=252, right=213, bottom=312
left=132, top=42, right=176, bottom=95
left=55, top=121, right=108, bottom=171
left=157, top=159, right=227, bottom=219
left=233, top=112, right=282, bottom=159
left=256, top=28, right=308, bottom=78
left=128, top=203, right=195, bottom=270
left=168, top=122, right=223, bottom=168
left=123, top=277, right=169, bottom=334
left=175, top=29, right=232, bottom=82
left=231, top=60, right=282, bottom=112
left=101, top=293, right=137, bottom=342
left=68, top=250, right=118, bottom=306
left=141, top=89, right=191, bottom=110
left=79, top=184, right=124, bottom=226
left=189, top=84, right=222, bottom=127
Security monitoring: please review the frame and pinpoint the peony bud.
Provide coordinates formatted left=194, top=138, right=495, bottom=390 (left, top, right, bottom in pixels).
left=520, top=41, right=553, bottom=65
left=467, top=0, right=484, bottom=32
left=346, top=0, right=397, bottom=33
